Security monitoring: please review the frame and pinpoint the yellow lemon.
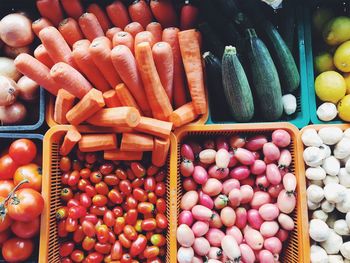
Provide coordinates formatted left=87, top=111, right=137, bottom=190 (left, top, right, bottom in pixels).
left=315, top=71, right=346, bottom=103
left=314, top=52, right=335, bottom=73
left=343, top=73, right=350, bottom=94
left=323, top=16, right=350, bottom=46
left=338, top=94, right=350, bottom=121
left=334, top=40, right=350, bottom=72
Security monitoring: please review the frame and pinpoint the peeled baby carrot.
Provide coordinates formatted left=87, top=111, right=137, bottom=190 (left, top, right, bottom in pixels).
left=58, top=18, right=84, bottom=47
left=66, top=88, right=105, bottom=125
left=79, top=134, right=117, bottom=152
left=61, top=0, right=84, bottom=20
left=104, top=150, right=143, bottom=161
left=112, top=31, right=134, bottom=52
left=78, top=13, right=104, bottom=41
left=128, top=0, right=153, bottom=28
left=115, top=83, right=142, bottom=113
left=135, top=116, right=173, bottom=139
left=36, top=0, right=64, bottom=26
left=54, top=89, right=76, bottom=124
left=72, top=39, right=110, bottom=92
left=150, top=0, right=178, bottom=28
left=14, top=54, right=59, bottom=95
left=106, top=1, right=131, bottom=29
left=87, top=4, right=111, bottom=33
left=60, top=127, right=82, bottom=156
left=106, top=27, right=122, bottom=41
left=135, top=42, right=173, bottom=120
left=103, top=90, right=121, bottom=107
left=32, top=18, right=53, bottom=37
left=152, top=138, right=170, bottom=167
left=86, top=107, right=141, bottom=128
left=146, top=22, right=162, bottom=43
left=134, top=31, right=155, bottom=49
left=50, top=62, right=93, bottom=99
left=168, top=102, right=198, bottom=127
left=120, top=133, right=154, bottom=151
left=34, top=44, right=54, bottom=68
left=124, top=22, right=144, bottom=38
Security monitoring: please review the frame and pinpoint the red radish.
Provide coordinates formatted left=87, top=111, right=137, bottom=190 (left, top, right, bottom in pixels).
left=207, top=259, right=221, bottom=263
left=202, top=178, right=222, bottom=196
left=193, top=166, right=209, bottom=185
left=216, top=136, right=229, bottom=150
left=277, top=190, right=296, bottom=214
left=250, top=159, right=266, bottom=175
left=206, top=228, right=225, bottom=247
left=191, top=221, right=209, bottom=237
left=259, top=249, right=274, bottom=263
left=191, top=205, right=213, bottom=221
left=259, top=204, right=279, bottom=221
left=214, top=194, right=228, bottom=210
left=240, top=185, right=254, bottom=204
left=264, top=237, right=282, bottom=254
left=234, top=148, right=255, bottom=165
left=229, top=135, right=245, bottom=148
left=230, top=165, right=250, bottom=180
left=220, top=207, right=236, bottom=227
left=178, top=211, right=193, bottom=226
left=260, top=221, right=279, bottom=237
left=245, top=135, right=268, bottom=151
left=198, top=191, right=214, bottom=209
left=278, top=213, right=294, bottom=231
left=192, top=256, right=204, bottom=263
left=226, top=226, right=243, bottom=244
left=199, top=149, right=216, bottom=164
left=272, top=129, right=291, bottom=148
left=203, top=139, right=215, bottom=149
left=228, top=151, right=238, bottom=167
left=183, top=178, right=197, bottom=191
left=228, top=189, right=241, bottom=208
left=278, top=149, right=292, bottom=169
left=235, top=207, right=247, bottom=229
left=221, top=235, right=241, bottom=261
left=283, top=173, right=296, bottom=193
left=208, top=165, right=229, bottom=180
left=266, top=163, right=282, bottom=185
left=177, top=224, right=195, bottom=247
left=209, top=212, right=223, bottom=228
left=250, top=191, right=271, bottom=209
left=222, top=179, right=240, bottom=195
left=247, top=209, right=264, bottom=230
left=188, top=141, right=202, bottom=156
left=240, top=243, right=255, bottom=263
left=268, top=184, right=284, bottom=198
left=181, top=144, right=194, bottom=161
left=193, top=237, right=210, bottom=256
left=263, top=142, right=280, bottom=161
left=240, top=176, right=255, bottom=187
left=255, top=174, right=270, bottom=190
left=252, top=151, right=261, bottom=160
left=244, top=227, right=264, bottom=250
left=276, top=229, right=289, bottom=242
left=208, top=247, right=223, bottom=260
left=180, top=190, right=198, bottom=210
left=180, top=159, right=194, bottom=177
left=177, top=246, right=194, bottom=263
left=215, top=149, right=230, bottom=168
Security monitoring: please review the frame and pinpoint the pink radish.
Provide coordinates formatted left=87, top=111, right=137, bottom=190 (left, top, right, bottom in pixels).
left=226, top=226, right=243, bottom=244
left=209, top=211, right=223, bottom=228
left=183, top=178, right=197, bottom=191
left=206, top=228, right=225, bottom=247
left=276, top=229, right=289, bottom=242
left=199, top=149, right=216, bottom=164
left=252, top=151, right=261, bottom=160
left=229, top=135, right=245, bottom=148
left=177, top=224, right=195, bottom=247
left=240, top=176, right=255, bottom=187
left=181, top=144, right=195, bottom=161
left=191, top=256, right=203, bottom=263
left=207, top=260, right=221, bottom=263
left=188, top=141, right=202, bottom=156
left=191, top=221, right=209, bottom=237
left=264, top=156, right=274, bottom=164
left=180, top=191, right=199, bottom=211
left=235, top=207, right=247, bottom=229
left=264, top=237, right=282, bottom=254
left=192, top=205, right=213, bottom=221
left=208, top=247, right=223, bottom=260
left=202, top=178, right=222, bottom=196
left=250, top=191, right=271, bottom=209
left=278, top=213, right=294, bottom=231
left=178, top=211, right=193, bottom=226
left=193, top=237, right=210, bottom=256
left=251, top=159, right=267, bottom=175
left=278, top=149, right=292, bottom=169
left=180, top=159, right=194, bottom=177
left=198, top=191, right=214, bottom=209
left=283, top=173, right=296, bottom=193
left=214, top=194, right=229, bottom=209
left=256, top=174, right=270, bottom=190
left=259, top=249, right=274, bottom=263
left=220, top=206, right=236, bottom=227
left=228, top=151, right=238, bottom=167
left=177, top=246, right=194, bottom=263
left=215, top=148, right=230, bottom=168
left=245, top=135, right=268, bottom=151
left=230, top=165, right=250, bottom=180
left=268, top=184, right=284, bottom=198
left=208, top=165, right=229, bottom=180
left=266, top=163, right=282, bottom=185
left=259, top=203, right=279, bottom=221
left=228, top=188, right=241, bottom=208
left=263, top=142, right=280, bottom=161
left=204, top=139, right=215, bottom=149
left=239, top=243, right=256, bottom=263
left=222, top=179, right=240, bottom=195
left=272, top=129, right=291, bottom=148
left=193, top=166, right=209, bottom=185
left=260, top=221, right=279, bottom=237
left=221, top=235, right=241, bottom=261
left=240, top=185, right=254, bottom=204
left=216, top=136, right=229, bottom=150
left=247, top=209, right=264, bottom=230
left=234, top=148, right=255, bottom=165
left=244, top=228, right=264, bottom=250
left=277, top=190, right=296, bottom=214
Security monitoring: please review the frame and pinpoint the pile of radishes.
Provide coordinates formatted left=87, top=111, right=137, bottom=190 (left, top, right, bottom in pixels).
left=176, top=129, right=297, bottom=263
left=302, top=127, right=350, bottom=263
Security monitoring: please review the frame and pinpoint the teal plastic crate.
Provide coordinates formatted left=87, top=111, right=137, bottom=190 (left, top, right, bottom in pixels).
left=206, top=3, right=310, bottom=128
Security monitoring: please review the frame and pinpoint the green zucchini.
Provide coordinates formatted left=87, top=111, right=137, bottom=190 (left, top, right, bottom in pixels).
left=222, top=46, right=254, bottom=122
left=245, top=29, right=283, bottom=121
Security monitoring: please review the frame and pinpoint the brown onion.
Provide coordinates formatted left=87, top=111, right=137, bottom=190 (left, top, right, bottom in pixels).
left=0, top=57, right=21, bottom=81
left=0, top=76, right=18, bottom=106
left=0, top=14, right=34, bottom=47
left=0, top=101, right=26, bottom=124
left=17, top=76, right=39, bottom=101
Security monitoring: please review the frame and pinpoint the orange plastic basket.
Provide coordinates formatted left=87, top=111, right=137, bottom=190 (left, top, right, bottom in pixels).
left=169, top=123, right=309, bottom=263
left=39, top=125, right=175, bottom=263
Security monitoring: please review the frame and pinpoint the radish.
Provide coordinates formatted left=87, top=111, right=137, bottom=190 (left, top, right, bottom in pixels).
left=215, top=149, right=230, bottom=168
left=260, top=221, right=279, bottom=237
left=192, top=205, right=213, bottom=221
left=206, top=228, right=225, bottom=247
left=234, top=148, right=255, bottom=165
left=222, top=179, right=240, bottom=195
left=283, top=173, right=297, bottom=193
left=226, top=225, right=243, bottom=244
left=214, top=194, right=228, bottom=209
left=208, top=247, right=223, bottom=260
left=272, top=129, right=291, bottom=148
left=188, top=141, right=202, bottom=156
left=229, top=135, right=245, bottom=148
left=247, top=209, right=264, bottom=230
left=221, top=235, right=241, bottom=262
left=198, top=191, right=214, bottom=209
left=216, top=136, right=229, bottom=150
left=278, top=213, right=295, bottom=231
left=278, top=149, right=292, bottom=169
left=244, top=227, right=264, bottom=250
left=240, top=185, right=254, bottom=203
left=191, top=221, right=209, bottom=237
left=255, top=174, right=270, bottom=190
left=228, top=151, right=238, bottom=168
left=208, top=165, right=229, bottom=180
left=220, top=207, right=236, bottom=227
left=202, top=178, right=222, bottom=196
left=183, top=178, right=197, bottom=191
left=266, top=163, right=282, bottom=185
left=199, top=149, right=216, bottom=164
left=180, top=190, right=198, bottom=211
left=204, top=139, right=215, bottom=149
left=209, top=212, right=223, bottom=228
left=235, top=207, right=247, bottom=229
left=207, top=260, right=221, bottom=263
left=193, top=166, right=209, bottom=185
left=230, top=165, right=250, bottom=180
left=276, top=229, right=289, bottom=242
left=251, top=159, right=267, bottom=175
left=277, top=190, right=296, bottom=214
left=264, top=237, right=282, bottom=254
left=263, top=142, right=281, bottom=161
left=240, top=243, right=256, bottom=263
left=177, top=224, right=195, bottom=247
left=178, top=211, right=193, bottom=226
left=228, top=188, right=241, bottom=208
left=191, top=256, right=204, bottom=263
left=259, top=203, right=280, bottom=221
left=180, top=159, right=194, bottom=177
left=250, top=191, right=271, bottom=209
left=177, top=246, right=194, bottom=263
left=245, top=135, right=268, bottom=151
left=240, top=176, right=255, bottom=187
left=268, top=184, right=284, bottom=198
left=181, top=144, right=195, bottom=161
left=193, top=237, right=210, bottom=256
left=259, top=249, right=275, bottom=263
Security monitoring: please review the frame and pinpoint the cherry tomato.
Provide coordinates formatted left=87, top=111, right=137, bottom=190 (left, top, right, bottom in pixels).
left=72, top=160, right=82, bottom=171
left=67, top=199, right=80, bottom=208
left=133, top=188, right=147, bottom=202
left=0, top=180, right=14, bottom=197
left=112, top=207, right=123, bottom=217
left=144, top=213, right=154, bottom=219
left=104, top=175, right=119, bottom=186
left=85, top=185, right=97, bottom=197
left=95, top=182, right=109, bottom=195
left=154, top=182, right=166, bottom=197
left=119, top=180, right=132, bottom=196
left=121, top=253, right=132, bottom=263
left=147, top=257, right=162, bottom=263
left=123, top=225, right=137, bottom=241
left=134, top=219, right=142, bottom=233
left=130, top=234, right=147, bottom=257
left=90, top=171, right=102, bottom=184
left=126, top=168, right=136, bottom=181
left=144, top=177, right=156, bottom=192
left=82, top=236, right=96, bottom=251
left=92, top=195, right=108, bottom=207
left=66, top=217, right=78, bottom=232
left=60, top=157, right=72, bottom=172
left=126, top=196, right=138, bottom=209
left=82, top=214, right=98, bottom=225
left=111, top=241, right=122, bottom=260
left=125, top=209, right=138, bottom=225
left=0, top=229, right=10, bottom=245
left=147, top=165, right=159, bottom=176
left=80, top=168, right=91, bottom=179
left=95, top=242, right=111, bottom=255
left=147, top=192, right=157, bottom=204
left=131, top=162, right=146, bottom=178
left=102, top=210, right=115, bottom=227
left=150, top=234, right=166, bottom=247
left=108, top=189, right=123, bottom=204
left=56, top=206, right=69, bottom=220
left=99, top=163, right=114, bottom=175
left=113, top=217, right=125, bottom=235
left=85, top=153, right=97, bottom=164
left=61, top=173, right=70, bottom=185
left=90, top=205, right=107, bottom=216
left=9, top=139, right=37, bottom=165
left=118, top=233, right=131, bottom=249
left=68, top=171, right=80, bottom=186
left=76, top=149, right=85, bottom=161
left=79, top=193, right=92, bottom=208
left=108, top=230, right=116, bottom=243
left=85, top=252, right=103, bottom=263
left=82, top=220, right=96, bottom=237
left=141, top=218, right=157, bottom=231
left=69, top=206, right=87, bottom=219
left=61, top=258, right=73, bottom=263
left=60, top=242, right=75, bottom=257
left=143, top=246, right=160, bottom=259
left=155, top=170, right=166, bottom=182
left=96, top=224, right=109, bottom=244
left=71, top=249, right=84, bottom=262
left=78, top=179, right=91, bottom=192
left=155, top=214, right=168, bottom=229
left=58, top=220, right=68, bottom=237
left=11, top=216, right=40, bottom=238
left=2, top=237, right=34, bottom=262
left=0, top=154, right=18, bottom=180
left=137, top=202, right=154, bottom=214
left=116, top=168, right=127, bottom=180
left=156, top=198, right=166, bottom=214
left=131, top=178, right=144, bottom=189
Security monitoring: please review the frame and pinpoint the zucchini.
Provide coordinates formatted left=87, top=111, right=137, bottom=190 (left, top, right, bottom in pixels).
left=245, top=28, right=283, bottom=121
left=198, top=22, right=225, bottom=58
left=221, top=46, right=254, bottom=122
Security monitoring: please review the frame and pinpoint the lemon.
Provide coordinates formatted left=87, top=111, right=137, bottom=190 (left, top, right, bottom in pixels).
left=343, top=73, right=350, bottom=94
left=338, top=94, right=350, bottom=121
left=314, top=52, right=335, bottom=73
left=315, top=71, right=346, bottom=103
left=323, top=16, right=350, bottom=46
left=334, top=41, right=350, bottom=72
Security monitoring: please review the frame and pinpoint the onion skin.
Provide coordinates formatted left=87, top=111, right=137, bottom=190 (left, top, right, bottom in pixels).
left=16, top=76, right=39, bottom=102
left=0, top=76, right=18, bottom=106
left=0, top=101, right=26, bottom=124
left=0, top=57, right=21, bottom=81
left=0, top=14, right=34, bottom=47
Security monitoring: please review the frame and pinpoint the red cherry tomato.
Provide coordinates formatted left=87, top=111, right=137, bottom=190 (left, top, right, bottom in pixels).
left=150, top=234, right=166, bottom=247
left=85, top=252, right=103, bottom=263
left=80, top=168, right=91, bottom=179
left=119, top=180, right=132, bottom=196
left=9, top=139, right=37, bottom=165
left=116, top=168, right=127, bottom=180
left=99, top=163, right=114, bottom=175
left=134, top=219, right=142, bottom=233
left=82, top=236, right=96, bottom=251
left=60, top=157, right=71, bottom=172
left=130, top=234, right=147, bottom=257
left=125, top=209, right=138, bottom=225
left=90, top=171, right=102, bottom=184
left=96, top=224, right=109, bottom=244
left=126, top=196, right=138, bottom=209
left=137, top=202, right=154, bottom=214
left=131, top=178, right=144, bottom=189
left=68, top=171, right=80, bottom=186
left=0, top=154, right=18, bottom=179
left=155, top=170, right=166, bottom=182
left=89, top=205, right=107, bottom=216
left=133, top=188, right=147, bottom=202
left=104, top=174, right=119, bottom=186
left=11, top=216, right=40, bottom=238
left=56, top=206, right=69, bottom=220
left=69, top=206, right=87, bottom=219
left=108, top=189, right=123, bottom=204
left=147, top=165, right=159, bottom=176
left=82, top=220, right=96, bottom=237
left=155, top=182, right=166, bottom=197
left=61, top=258, right=73, bottom=263
left=147, top=192, right=157, bottom=204
left=92, top=195, right=108, bottom=207
left=78, top=178, right=90, bottom=191
left=112, top=207, right=123, bottom=217
left=103, top=210, right=116, bottom=227
left=59, top=242, right=75, bottom=257
left=58, top=220, right=68, bottom=237
left=0, top=180, right=14, bottom=197
left=118, top=233, right=131, bottom=249
left=131, top=162, right=146, bottom=178
left=156, top=214, right=168, bottom=229
left=61, top=173, right=70, bottom=185
left=72, top=160, right=82, bottom=171
left=70, top=249, right=84, bottom=262
left=79, top=193, right=92, bottom=208
left=114, top=217, right=125, bottom=235
left=94, top=242, right=111, bottom=254
left=143, top=246, right=160, bottom=259
left=73, top=226, right=84, bottom=243
left=2, top=237, right=34, bottom=262
left=67, top=199, right=80, bottom=208
left=82, top=214, right=98, bottom=225
left=123, top=225, right=137, bottom=241
left=120, top=253, right=132, bottom=263
left=66, top=217, right=78, bottom=232
left=144, top=177, right=156, bottom=192
left=156, top=198, right=166, bottom=214
left=141, top=218, right=157, bottom=231
left=108, top=230, right=116, bottom=243
left=85, top=185, right=97, bottom=197
left=85, top=152, right=97, bottom=164
left=95, top=182, right=109, bottom=196
left=111, top=241, right=123, bottom=260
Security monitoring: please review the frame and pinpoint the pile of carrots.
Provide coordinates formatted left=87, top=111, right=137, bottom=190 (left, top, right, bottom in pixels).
left=13, top=0, right=207, bottom=160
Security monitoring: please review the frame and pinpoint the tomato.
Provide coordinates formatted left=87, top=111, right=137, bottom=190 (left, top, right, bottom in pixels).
left=85, top=252, right=103, bottom=263
left=9, top=139, right=37, bottom=165
left=82, top=236, right=96, bottom=251
left=72, top=160, right=82, bottom=171
left=90, top=171, right=102, bottom=184
left=60, top=157, right=72, bottom=172
left=85, top=185, right=97, bottom=197
left=147, top=192, right=157, bottom=204
left=133, top=188, right=147, bottom=202
left=137, top=202, right=154, bottom=214
left=144, top=177, right=156, bottom=192
left=96, top=224, right=109, bottom=244
left=147, top=258, right=162, bottom=263
left=119, top=180, right=132, bottom=196
left=78, top=179, right=91, bottom=192
left=126, top=196, right=138, bottom=209
left=14, top=163, right=43, bottom=191
left=66, top=217, right=78, bottom=232
left=61, top=187, right=74, bottom=202
left=108, top=230, right=116, bottom=243
left=154, top=182, right=166, bottom=197
left=104, top=175, right=119, bottom=186
left=71, top=249, right=84, bottom=262
left=156, top=198, right=166, bottom=214
left=143, top=246, right=160, bottom=259
left=89, top=206, right=107, bottom=216
left=2, top=237, right=34, bottom=262
left=80, top=168, right=91, bottom=179
left=131, top=162, right=146, bottom=178
left=103, top=211, right=115, bottom=227
left=0, top=180, right=14, bottom=197
left=69, top=206, right=87, bottom=220
left=120, top=253, right=132, bottom=263
left=125, top=209, right=138, bottom=225
left=68, top=171, right=80, bottom=186
left=99, top=163, right=114, bottom=175
left=85, top=152, right=97, bottom=164
left=110, top=241, right=122, bottom=260
left=113, top=217, right=125, bottom=235
left=141, top=218, right=157, bottom=231
left=81, top=220, right=95, bottom=238
left=95, top=182, right=109, bottom=195
left=123, top=225, right=137, bottom=241
left=7, top=188, right=44, bottom=222
left=0, top=155, right=18, bottom=180
left=112, top=207, right=123, bottom=217
left=92, top=195, right=108, bottom=207
left=73, top=225, right=85, bottom=243
left=150, top=234, right=166, bottom=247
left=0, top=229, right=10, bottom=245
left=130, top=234, right=147, bottom=257
left=134, top=219, right=142, bottom=233
left=118, top=233, right=131, bottom=249
left=131, top=178, right=144, bottom=189
left=60, top=242, right=75, bottom=257
left=11, top=216, right=40, bottom=238
left=108, top=189, right=123, bottom=204
left=80, top=193, right=92, bottom=208
left=62, top=173, right=70, bottom=185
left=62, top=258, right=73, bottom=263
left=82, top=214, right=98, bottom=225
left=58, top=220, right=68, bottom=237
left=95, top=242, right=111, bottom=255
left=147, top=165, right=159, bottom=176
left=68, top=199, right=80, bottom=208
left=56, top=206, right=69, bottom=220
left=155, top=214, right=168, bottom=229
left=116, top=169, right=127, bottom=180
left=126, top=168, right=136, bottom=181
left=155, top=170, right=166, bottom=183
left=76, top=149, right=85, bottom=161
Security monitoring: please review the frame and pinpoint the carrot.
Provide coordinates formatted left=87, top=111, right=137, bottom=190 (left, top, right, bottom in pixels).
left=128, top=0, right=154, bottom=28
left=152, top=138, right=170, bottom=167
left=39, top=26, right=76, bottom=67
left=79, top=134, right=117, bottom=152
left=112, top=32, right=134, bottom=52
left=72, top=39, right=111, bottom=92
left=50, top=62, right=92, bottom=99
left=134, top=31, right=155, bottom=49
left=135, top=42, right=173, bottom=120
left=178, top=29, right=207, bottom=114
left=111, top=45, right=151, bottom=116
left=150, top=0, right=178, bottom=28
left=115, top=83, right=142, bottom=113
left=54, top=89, right=76, bottom=124
left=36, top=0, right=64, bottom=26
left=14, top=54, right=59, bottom=95
left=103, top=90, right=121, bottom=108
left=61, top=0, right=84, bottom=20
left=106, top=27, right=122, bottom=41
left=196, top=30, right=202, bottom=50
left=120, top=133, right=154, bottom=151
left=162, top=27, right=187, bottom=108
left=78, top=13, right=104, bottom=42
left=60, top=127, right=82, bottom=156
left=89, top=37, right=122, bottom=88
left=152, top=42, right=174, bottom=104
left=146, top=22, right=162, bottom=43
left=104, top=150, right=143, bottom=161
left=180, top=0, right=199, bottom=30
left=58, top=18, right=84, bottom=47
left=135, top=116, right=173, bottom=139
left=106, top=1, right=131, bottom=29
left=168, top=102, right=198, bottom=127
left=124, top=22, right=144, bottom=38
left=87, top=4, right=111, bottom=33
left=66, top=88, right=105, bottom=125
left=33, top=44, right=54, bottom=68
left=32, top=18, right=53, bottom=37
left=86, top=107, right=141, bottom=128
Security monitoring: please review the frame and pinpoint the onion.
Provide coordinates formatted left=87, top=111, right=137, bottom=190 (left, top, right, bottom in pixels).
left=0, top=57, right=21, bottom=81
left=0, top=101, right=26, bottom=124
left=3, top=45, right=31, bottom=59
left=0, top=76, right=18, bottom=106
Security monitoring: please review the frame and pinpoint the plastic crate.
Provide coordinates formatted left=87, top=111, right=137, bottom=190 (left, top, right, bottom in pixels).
left=169, top=123, right=309, bottom=263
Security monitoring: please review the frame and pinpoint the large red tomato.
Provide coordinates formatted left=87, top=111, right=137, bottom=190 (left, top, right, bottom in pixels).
left=13, top=163, right=42, bottom=191
left=9, top=139, right=37, bottom=165
left=2, top=237, right=34, bottom=262
left=11, top=217, right=40, bottom=238
left=0, top=197, right=12, bottom=232
left=0, top=229, right=10, bottom=245
left=0, top=155, right=18, bottom=180
left=0, top=180, right=14, bottom=197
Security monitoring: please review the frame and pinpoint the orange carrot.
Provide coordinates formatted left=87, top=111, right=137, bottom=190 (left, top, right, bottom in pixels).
left=58, top=18, right=84, bottom=48
left=54, top=89, right=76, bottom=124
left=87, top=4, right=111, bottom=33
left=86, top=107, right=141, bottom=127
left=128, top=0, right=153, bottom=28
left=33, top=44, right=54, bottom=68
left=78, top=13, right=104, bottom=41
left=106, top=1, right=131, bottom=29
left=61, top=0, right=84, bottom=20
left=39, top=26, right=76, bottom=67
left=106, top=27, right=122, bottom=41
left=112, top=31, right=134, bottom=52
left=168, top=102, right=198, bottom=127
left=135, top=42, right=173, bottom=120
left=36, top=0, right=64, bottom=26
left=104, top=150, right=143, bottom=161
left=162, top=27, right=187, bottom=108
left=111, top=45, right=151, bottom=116
left=72, top=39, right=111, bottom=92
left=152, top=138, right=170, bottom=167
left=103, top=90, right=121, bottom=108
left=66, top=88, right=105, bottom=125
left=150, top=0, right=178, bottom=28
left=32, top=18, right=53, bottom=37
left=60, top=127, right=82, bottom=156
left=124, top=22, right=144, bottom=38
left=89, top=37, right=122, bottom=88
left=178, top=29, right=207, bottom=114
left=14, top=54, right=59, bottom=95
left=146, top=22, right=162, bottom=43
left=50, top=62, right=93, bottom=99
left=135, top=116, right=173, bottom=139
left=120, top=133, right=154, bottom=151
left=79, top=134, right=117, bottom=152
left=115, top=83, right=142, bottom=113
left=134, top=31, right=155, bottom=49
left=152, top=42, right=174, bottom=104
